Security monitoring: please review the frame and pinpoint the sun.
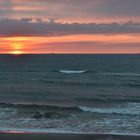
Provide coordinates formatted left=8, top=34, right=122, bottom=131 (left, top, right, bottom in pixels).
left=11, top=50, right=23, bottom=55
left=10, top=42, right=24, bottom=55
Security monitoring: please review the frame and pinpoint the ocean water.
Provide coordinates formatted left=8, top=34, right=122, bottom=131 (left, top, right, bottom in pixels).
left=0, top=54, right=140, bottom=134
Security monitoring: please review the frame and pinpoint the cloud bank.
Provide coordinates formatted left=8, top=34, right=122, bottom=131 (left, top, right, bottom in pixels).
left=0, top=18, right=140, bottom=37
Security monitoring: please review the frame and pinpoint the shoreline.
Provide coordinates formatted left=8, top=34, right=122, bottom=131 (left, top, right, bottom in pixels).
left=1, top=128, right=140, bottom=136
left=0, top=132, right=140, bottom=140
left=0, top=128, right=140, bottom=136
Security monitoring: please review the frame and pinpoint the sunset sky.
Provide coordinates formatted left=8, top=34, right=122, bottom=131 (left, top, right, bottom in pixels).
left=0, top=0, right=140, bottom=54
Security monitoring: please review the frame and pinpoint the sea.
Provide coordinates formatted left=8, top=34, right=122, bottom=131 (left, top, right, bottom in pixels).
left=0, top=54, right=140, bottom=134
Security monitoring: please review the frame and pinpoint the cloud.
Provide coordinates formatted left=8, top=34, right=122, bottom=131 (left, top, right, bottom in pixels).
left=0, top=0, right=14, bottom=17
left=0, top=18, right=140, bottom=37
left=0, top=0, right=140, bottom=22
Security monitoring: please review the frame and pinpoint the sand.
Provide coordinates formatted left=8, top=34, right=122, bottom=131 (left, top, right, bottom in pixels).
left=0, top=133, right=140, bottom=140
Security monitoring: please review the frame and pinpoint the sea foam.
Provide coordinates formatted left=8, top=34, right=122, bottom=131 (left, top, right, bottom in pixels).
left=59, top=70, right=88, bottom=74
left=79, top=103, right=140, bottom=115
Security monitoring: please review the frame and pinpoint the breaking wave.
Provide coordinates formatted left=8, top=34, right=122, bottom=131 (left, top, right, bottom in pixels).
left=58, top=70, right=88, bottom=74
left=79, top=103, right=140, bottom=115
left=0, top=102, right=140, bottom=115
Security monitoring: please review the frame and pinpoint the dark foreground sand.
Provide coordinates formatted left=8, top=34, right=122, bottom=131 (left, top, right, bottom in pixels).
left=0, top=133, right=140, bottom=140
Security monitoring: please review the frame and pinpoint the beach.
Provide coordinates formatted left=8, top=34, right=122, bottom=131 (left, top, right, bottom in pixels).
left=0, top=133, right=140, bottom=140
left=0, top=0, right=140, bottom=138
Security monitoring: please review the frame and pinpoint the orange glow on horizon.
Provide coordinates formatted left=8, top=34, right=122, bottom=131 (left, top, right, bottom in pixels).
left=0, top=34, right=140, bottom=54
left=12, top=43, right=22, bottom=49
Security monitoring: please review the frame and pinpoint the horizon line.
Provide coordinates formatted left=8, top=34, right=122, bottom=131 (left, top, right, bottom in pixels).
left=0, top=53, right=140, bottom=55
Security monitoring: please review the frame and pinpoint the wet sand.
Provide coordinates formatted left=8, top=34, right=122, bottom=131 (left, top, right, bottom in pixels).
left=0, top=133, right=140, bottom=140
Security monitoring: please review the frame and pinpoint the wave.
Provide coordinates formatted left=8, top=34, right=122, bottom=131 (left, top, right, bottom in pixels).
left=0, top=102, right=140, bottom=115
left=36, top=78, right=140, bottom=89
left=79, top=103, right=140, bottom=115
left=101, top=72, right=140, bottom=77
left=76, top=97, right=140, bottom=103
left=58, top=70, right=88, bottom=74
left=0, top=103, right=81, bottom=112
left=38, top=78, right=105, bottom=86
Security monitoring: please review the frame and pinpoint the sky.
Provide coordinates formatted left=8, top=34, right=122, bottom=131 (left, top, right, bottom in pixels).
left=0, top=0, right=140, bottom=54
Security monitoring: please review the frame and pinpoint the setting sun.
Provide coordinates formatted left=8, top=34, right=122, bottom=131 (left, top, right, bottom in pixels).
left=10, top=50, right=23, bottom=55
left=10, top=42, right=24, bottom=55
left=5, top=37, right=28, bottom=55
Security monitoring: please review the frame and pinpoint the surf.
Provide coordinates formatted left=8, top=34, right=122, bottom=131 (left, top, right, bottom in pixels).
left=58, top=70, right=88, bottom=74
left=79, top=103, right=140, bottom=115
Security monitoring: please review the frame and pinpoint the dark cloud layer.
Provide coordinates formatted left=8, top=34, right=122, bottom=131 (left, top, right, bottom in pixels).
left=0, top=18, right=140, bottom=37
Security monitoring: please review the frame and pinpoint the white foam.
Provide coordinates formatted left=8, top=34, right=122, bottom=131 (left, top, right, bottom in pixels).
left=0, top=108, right=17, bottom=118
left=59, top=70, right=88, bottom=74
left=79, top=103, right=140, bottom=115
